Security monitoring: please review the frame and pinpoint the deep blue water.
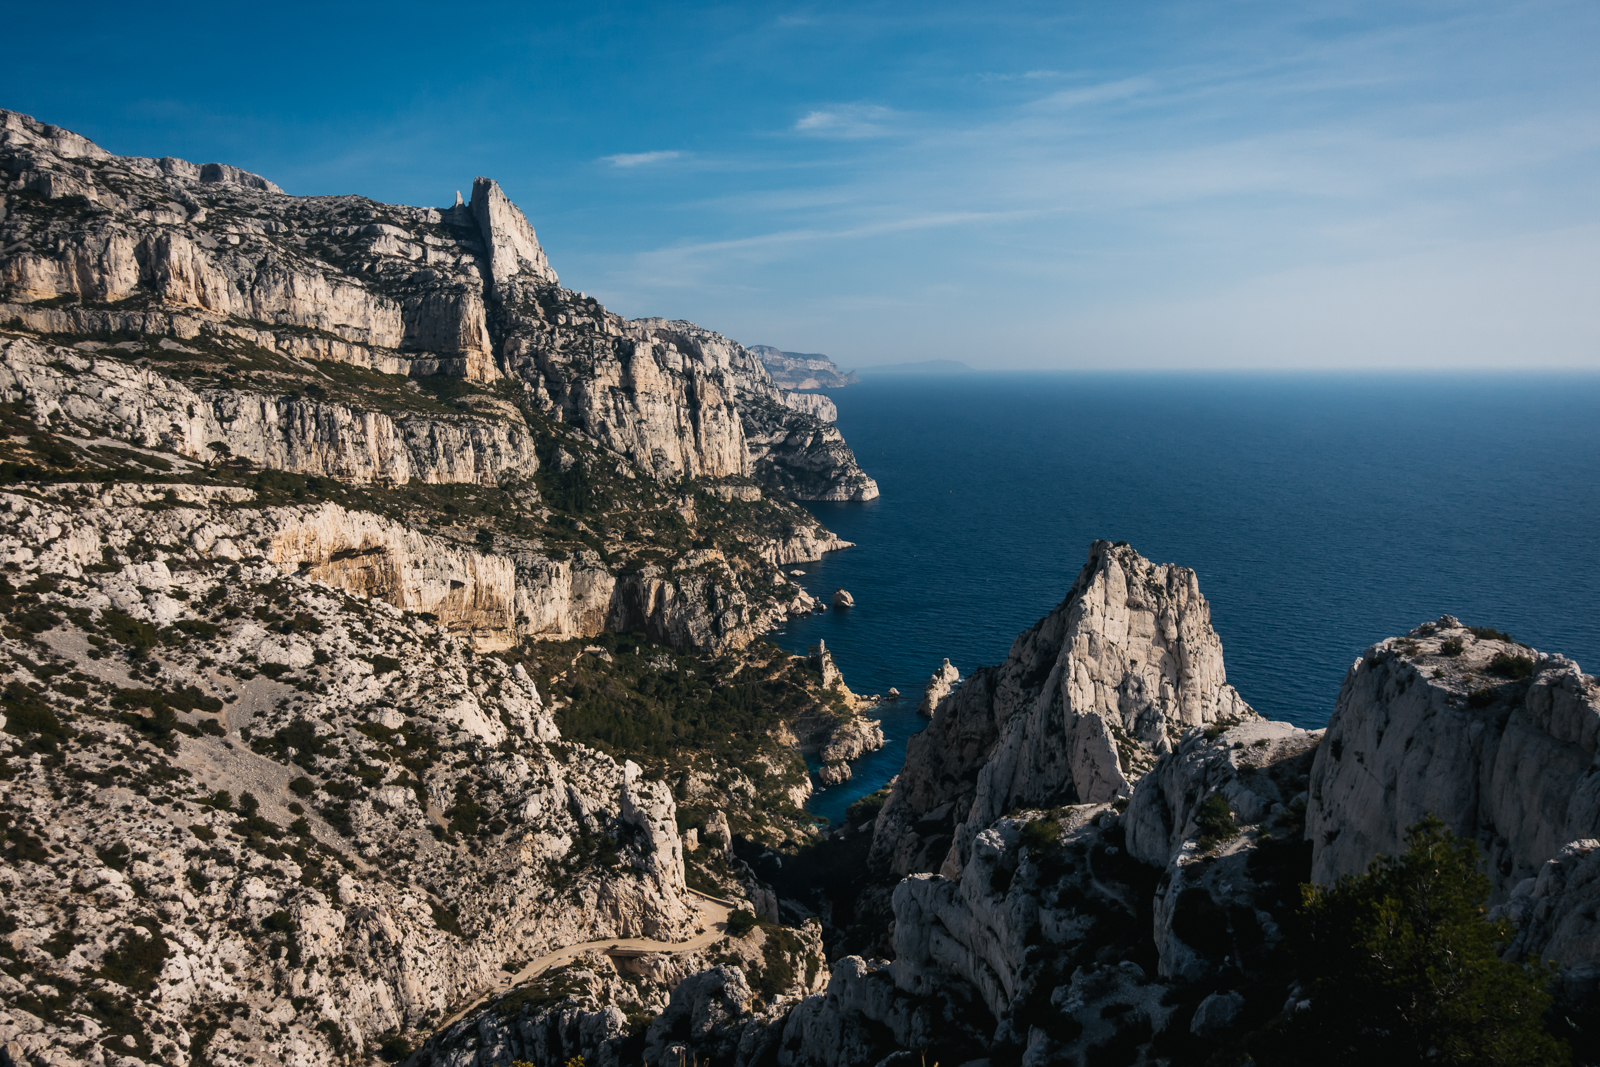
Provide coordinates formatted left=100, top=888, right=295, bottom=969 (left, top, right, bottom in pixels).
left=767, top=374, right=1600, bottom=824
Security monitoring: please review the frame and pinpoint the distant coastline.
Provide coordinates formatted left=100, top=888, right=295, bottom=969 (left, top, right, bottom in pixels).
left=850, top=358, right=975, bottom=376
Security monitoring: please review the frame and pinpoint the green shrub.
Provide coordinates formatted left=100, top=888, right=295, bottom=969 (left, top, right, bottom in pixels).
left=1488, top=653, right=1535, bottom=680
left=1263, top=817, right=1568, bottom=1066
left=263, top=910, right=296, bottom=933
left=1468, top=626, right=1515, bottom=643
left=1020, top=818, right=1062, bottom=852
left=97, top=927, right=169, bottom=993
left=101, top=610, right=157, bottom=651
left=1194, top=793, right=1238, bottom=849
left=1467, top=688, right=1497, bottom=708
left=726, top=909, right=759, bottom=937
left=1439, top=637, right=1465, bottom=657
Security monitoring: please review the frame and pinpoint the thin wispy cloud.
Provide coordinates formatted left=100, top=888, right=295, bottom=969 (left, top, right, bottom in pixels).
left=794, top=104, right=897, bottom=139
left=1034, top=77, right=1157, bottom=111
left=601, top=150, right=683, bottom=168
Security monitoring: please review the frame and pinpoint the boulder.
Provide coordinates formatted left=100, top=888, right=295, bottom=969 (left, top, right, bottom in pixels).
left=916, top=658, right=960, bottom=717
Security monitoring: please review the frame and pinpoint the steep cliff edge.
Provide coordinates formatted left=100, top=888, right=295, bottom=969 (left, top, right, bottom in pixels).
left=0, top=106, right=876, bottom=504
left=749, top=346, right=859, bottom=391
left=1307, top=615, right=1600, bottom=946
left=870, top=540, right=1255, bottom=881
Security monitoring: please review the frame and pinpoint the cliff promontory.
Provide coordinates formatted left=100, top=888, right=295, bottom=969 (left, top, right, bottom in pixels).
left=870, top=540, right=1255, bottom=881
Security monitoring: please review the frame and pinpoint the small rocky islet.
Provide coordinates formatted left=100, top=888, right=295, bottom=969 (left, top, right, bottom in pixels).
left=1, top=108, right=1597, bottom=1067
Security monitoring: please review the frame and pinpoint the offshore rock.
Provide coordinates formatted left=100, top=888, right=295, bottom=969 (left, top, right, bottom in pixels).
left=870, top=540, right=1255, bottom=879
left=917, top=657, right=960, bottom=717
left=1307, top=616, right=1600, bottom=913
left=831, top=588, right=854, bottom=609
left=818, top=716, right=885, bottom=765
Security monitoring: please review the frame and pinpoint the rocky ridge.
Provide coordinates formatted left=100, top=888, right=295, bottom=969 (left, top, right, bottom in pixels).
left=1306, top=616, right=1600, bottom=939
left=0, top=107, right=875, bottom=503
left=748, top=348, right=859, bottom=392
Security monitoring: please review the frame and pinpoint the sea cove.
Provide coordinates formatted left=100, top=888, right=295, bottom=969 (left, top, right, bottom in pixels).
left=779, top=372, right=1600, bottom=822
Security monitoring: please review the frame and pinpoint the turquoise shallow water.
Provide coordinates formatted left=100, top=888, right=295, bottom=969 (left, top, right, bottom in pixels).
left=767, top=373, right=1600, bottom=824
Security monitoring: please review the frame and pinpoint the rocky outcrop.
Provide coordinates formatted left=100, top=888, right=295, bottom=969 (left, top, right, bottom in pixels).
left=831, top=588, right=853, bottom=609
left=1124, top=719, right=1320, bottom=980
left=815, top=716, right=885, bottom=787
left=870, top=541, right=1255, bottom=880
left=633, top=321, right=878, bottom=501
left=780, top=390, right=837, bottom=423
left=750, top=346, right=859, bottom=391
left=1307, top=615, right=1600, bottom=913
left=819, top=717, right=885, bottom=765
left=917, top=658, right=960, bottom=717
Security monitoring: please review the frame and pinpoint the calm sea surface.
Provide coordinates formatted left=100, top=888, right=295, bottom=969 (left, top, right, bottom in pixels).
left=767, top=373, right=1600, bottom=824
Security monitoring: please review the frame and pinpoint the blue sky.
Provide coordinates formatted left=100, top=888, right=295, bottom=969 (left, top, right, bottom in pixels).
left=6, top=1, right=1599, bottom=369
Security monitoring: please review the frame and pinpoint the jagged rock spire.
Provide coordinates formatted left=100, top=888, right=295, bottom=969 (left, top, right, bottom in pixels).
left=469, top=176, right=558, bottom=287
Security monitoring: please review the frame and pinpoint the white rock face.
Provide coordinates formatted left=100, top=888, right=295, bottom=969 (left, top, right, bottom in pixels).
left=1125, top=718, right=1320, bottom=870
left=0, top=108, right=877, bottom=503
left=780, top=390, right=838, bottom=423
left=1307, top=616, right=1600, bottom=909
left=749, top=346, right=859, bottom=391
left=0, top=507, right=699, bottom=1067
left=871, top=541, right=1255, bottom=879
left=916, top=658, right=960, bottom=718
left=1496, top=840, right=1600, bottom=965
left=0, top=337, right=535, bottom=486
left=470, top=176, right=558, bottom=287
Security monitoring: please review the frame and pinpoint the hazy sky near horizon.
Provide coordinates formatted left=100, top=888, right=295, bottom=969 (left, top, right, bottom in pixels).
left=6, top=1, right=1599, bottom=370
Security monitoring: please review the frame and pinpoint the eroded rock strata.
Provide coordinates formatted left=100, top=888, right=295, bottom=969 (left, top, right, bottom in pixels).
left=6, top=103, right=1600, bottom=1067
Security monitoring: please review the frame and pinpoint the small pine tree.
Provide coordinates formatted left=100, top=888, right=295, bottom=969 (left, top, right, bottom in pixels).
left=1266, top=817, right=1567, bottom=1066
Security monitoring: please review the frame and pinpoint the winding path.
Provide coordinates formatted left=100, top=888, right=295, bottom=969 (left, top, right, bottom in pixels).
left=437, top=890, right=736, bottom=1030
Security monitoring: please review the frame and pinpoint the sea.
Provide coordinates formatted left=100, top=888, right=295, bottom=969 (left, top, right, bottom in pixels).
left=766, top=373, right=1600, bottom=824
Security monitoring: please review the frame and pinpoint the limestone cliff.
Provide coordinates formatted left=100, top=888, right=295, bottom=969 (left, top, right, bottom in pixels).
left=870, top=540, right=1254, bottom=880
left=749, top=346, right=859, bottom=391
left=1307, top=615, right=1600, bottom=923
left=0, top=108, right=876, bottom=503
